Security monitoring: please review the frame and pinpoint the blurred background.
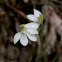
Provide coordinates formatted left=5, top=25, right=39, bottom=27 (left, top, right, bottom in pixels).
left=0, top=0, right=62, bottom=62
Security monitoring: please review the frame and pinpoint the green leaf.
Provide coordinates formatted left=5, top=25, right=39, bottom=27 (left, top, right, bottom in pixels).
left=40, top=14, right=43, bottom=24
left=12, top=45, right=19, bottom=51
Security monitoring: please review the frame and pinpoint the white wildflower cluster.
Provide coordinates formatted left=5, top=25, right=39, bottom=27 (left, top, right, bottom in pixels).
left=14, top=9, right=43, bottom=46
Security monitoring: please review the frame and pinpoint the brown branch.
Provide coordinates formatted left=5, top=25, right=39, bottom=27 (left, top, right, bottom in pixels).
left=5, top=4, right=28, bottom=21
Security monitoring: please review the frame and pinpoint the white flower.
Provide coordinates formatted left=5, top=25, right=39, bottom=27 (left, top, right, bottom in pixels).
left=27, top=9, right=43, bottom=24
left=14, top=22, right=39, bottom=46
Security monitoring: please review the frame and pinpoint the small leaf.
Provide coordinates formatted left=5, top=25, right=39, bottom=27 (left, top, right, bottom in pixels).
left=12, top=45, right=19, bottom=51
left=40, top=14, right=43, bottom=24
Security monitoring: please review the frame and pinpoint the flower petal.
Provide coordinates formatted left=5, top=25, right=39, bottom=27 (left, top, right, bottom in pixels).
left=24, top=22, right=39, bottom=29
left=20, top=33, right=28, bottom=46
left=27, top=14, right=38, bottom=22
left=14, top=32, right=21, bottom=44
left=27, top=32, right=37, bottom=42
left=27, top=29, right=38, bottom=34
left=33, top=9, right=41, bottom=17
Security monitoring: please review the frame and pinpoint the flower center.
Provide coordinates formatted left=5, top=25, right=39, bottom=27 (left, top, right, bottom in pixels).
left=19, top=24, right=27, bottom=34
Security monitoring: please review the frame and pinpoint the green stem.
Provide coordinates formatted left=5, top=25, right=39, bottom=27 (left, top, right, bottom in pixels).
left=37, top=23, right=43, bottom=62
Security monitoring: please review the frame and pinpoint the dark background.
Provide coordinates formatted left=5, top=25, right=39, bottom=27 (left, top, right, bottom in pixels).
left=0, top=0, right=62, bottom=62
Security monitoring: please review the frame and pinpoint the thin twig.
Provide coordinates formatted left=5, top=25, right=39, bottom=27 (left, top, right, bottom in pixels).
left=5, top=4, right=30, bottom=22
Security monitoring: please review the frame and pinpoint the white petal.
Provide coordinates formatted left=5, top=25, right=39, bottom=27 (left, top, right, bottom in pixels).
left=14, top=32, right=21, bottom=44
left=27, top=32, right=37, bottom=42
left=27, top=29, right=39, bottom=34
left=24, top=22, right=39, bottom=29
left=33, top=9, right=41, bottom=17
left=27, top=14, right=38, bottom=22
left=20, top=33, right=28, bottom=46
